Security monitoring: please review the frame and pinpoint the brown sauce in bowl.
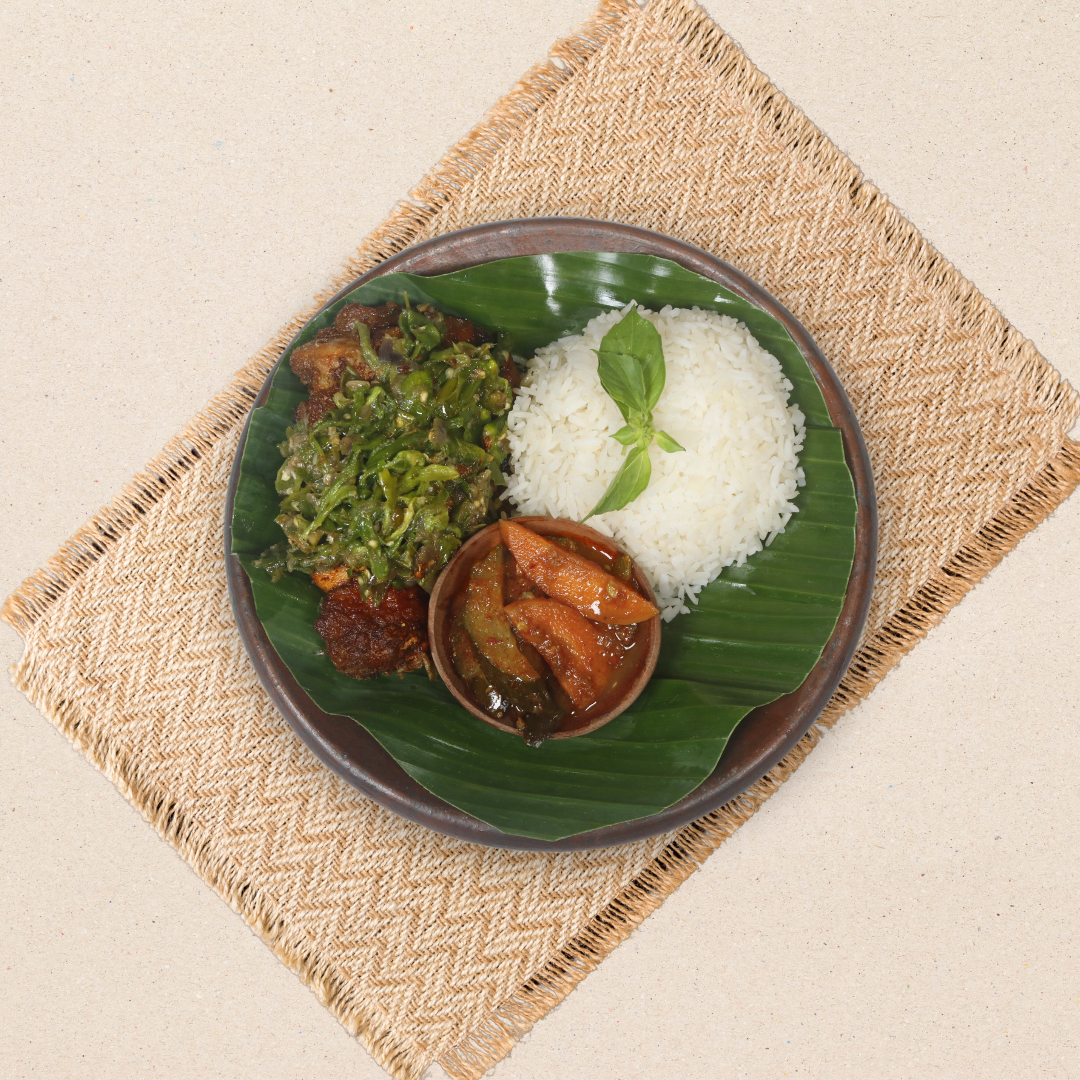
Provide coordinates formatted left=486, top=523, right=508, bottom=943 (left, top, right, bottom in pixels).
left=438, top=521, right=658, bottom=745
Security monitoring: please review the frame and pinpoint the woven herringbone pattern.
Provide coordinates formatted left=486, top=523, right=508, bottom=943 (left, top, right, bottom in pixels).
left=387, top=0, right=1080, bottom=716
left=5, top=1, right=1079, bottom=1078
left=9, top=421, right=669, bottom=1076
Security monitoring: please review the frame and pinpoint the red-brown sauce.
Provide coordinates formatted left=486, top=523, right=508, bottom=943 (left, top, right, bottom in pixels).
left=445, top=530, right=652, bottom=745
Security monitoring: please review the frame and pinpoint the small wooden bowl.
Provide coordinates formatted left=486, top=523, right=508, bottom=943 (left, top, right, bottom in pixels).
left=428, top=516, right=661, bottom=740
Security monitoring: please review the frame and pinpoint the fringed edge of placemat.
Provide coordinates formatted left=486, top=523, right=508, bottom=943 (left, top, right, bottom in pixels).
left=5, top=1, right=1079, bottom=1078
left=8, top=0, right=1074, bottom=640
left=7, top=647, right=435, bottom=1080
left=647, top=0, right=1080, bottom=432
left=347, top=0, right=1080, bottom=441
left=338, top=0, right=640, bottom=278
left=0, top=307, right=341, bottom=635
left=438, top=725, right=826, bottom=1080
left=436, top=439, right=1080, bottom=1080
left=0, top=0, right=632, bottom=643
left=823, top=438, right=1080, bottom=722
left=0, top=6, right=642, bottom=1080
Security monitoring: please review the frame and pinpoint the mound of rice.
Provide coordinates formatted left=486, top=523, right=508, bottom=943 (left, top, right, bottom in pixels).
left=504, top=304, right=806, bottom=622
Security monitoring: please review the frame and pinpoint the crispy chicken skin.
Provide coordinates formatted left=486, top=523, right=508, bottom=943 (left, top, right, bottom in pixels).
left=442, top=314, right=479, bottom=344
left=371, top=325, right=403, bottom=352
left=311, top=566, right=350, bottom=593
left=290, top=337, right=362, bottom=391
left=313, top=581, right=431, bottom=679
left=290, top=304, right=406, bottom=424
left=289, top=336, right=365, bottom=425
left=295, top=330, right=391, bottom=416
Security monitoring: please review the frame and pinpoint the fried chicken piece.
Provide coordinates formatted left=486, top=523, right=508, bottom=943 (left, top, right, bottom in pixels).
left=314, top=581, right=431, bottom=679
left=290, top=336, right=370, bottom=390
left=337, top=303, right=485, bottom=348
left=289, top=302, right=491, bottom=424
left=442, top=315, right=478, bottom=345
left=290, top=334, right=378, bottom=424
left=289, top=304, right=409, bottom=426
left=500, top=353, right=522, bottom=388
left=293, top=392, right=334, bottom=425
left=311, top=566, right=350, bottom=592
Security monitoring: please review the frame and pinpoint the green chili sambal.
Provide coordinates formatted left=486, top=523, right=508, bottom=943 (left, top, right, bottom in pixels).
left=254, top=299, right=518, bottom=679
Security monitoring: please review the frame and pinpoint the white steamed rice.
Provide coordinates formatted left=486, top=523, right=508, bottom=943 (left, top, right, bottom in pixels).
left=504, top=304, right=806, bottom=622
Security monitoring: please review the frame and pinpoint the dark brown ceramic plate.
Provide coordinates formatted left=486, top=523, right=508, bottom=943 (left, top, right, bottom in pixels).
left=223, top=217, right=877, bottom=852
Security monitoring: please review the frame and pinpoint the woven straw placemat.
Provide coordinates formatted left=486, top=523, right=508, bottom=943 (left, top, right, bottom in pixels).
left=5, top=1, right=1079, bottom=1076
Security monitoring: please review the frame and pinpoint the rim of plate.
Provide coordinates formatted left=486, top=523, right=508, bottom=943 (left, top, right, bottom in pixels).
left=223, top=217, right=878, bottom=852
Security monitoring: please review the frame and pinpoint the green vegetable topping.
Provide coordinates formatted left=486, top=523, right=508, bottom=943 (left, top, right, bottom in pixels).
left=255, top=304, right=514, bottom=600
left=584, top=306, right=684, bottom=521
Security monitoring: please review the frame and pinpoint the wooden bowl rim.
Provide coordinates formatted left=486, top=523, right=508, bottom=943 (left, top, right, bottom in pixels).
left=427, top=516, right=662, bottom=739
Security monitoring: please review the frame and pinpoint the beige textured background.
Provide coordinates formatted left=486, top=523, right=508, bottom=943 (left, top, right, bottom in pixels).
left=2, top=1, right=1077, bottom=1077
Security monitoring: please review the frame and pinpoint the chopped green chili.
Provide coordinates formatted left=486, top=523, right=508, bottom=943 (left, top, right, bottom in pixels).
left=255, top=304, right=513, bottom=598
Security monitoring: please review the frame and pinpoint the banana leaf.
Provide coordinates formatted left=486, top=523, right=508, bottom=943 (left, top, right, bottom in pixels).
left=231, top=253, right=856, bottom=841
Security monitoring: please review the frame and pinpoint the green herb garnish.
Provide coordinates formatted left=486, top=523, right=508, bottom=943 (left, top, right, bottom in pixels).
left=584, top=306, right=684, bottom=521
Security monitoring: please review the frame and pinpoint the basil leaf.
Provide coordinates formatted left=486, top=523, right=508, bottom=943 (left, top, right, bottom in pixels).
left=583, top=444, right=652, bottom=521
left=588, top=308, right=673, bottom=518
left=597, top=306, right=666, bottom=411
left=595, top=349, right=647, bottom=419
left=655, top=430, right=685, bottom=453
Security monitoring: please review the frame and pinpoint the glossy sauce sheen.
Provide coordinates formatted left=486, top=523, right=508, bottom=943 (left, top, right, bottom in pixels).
left=446, top=532, right=651, bottom=740
left=500, top=519, right=658, bottom=624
